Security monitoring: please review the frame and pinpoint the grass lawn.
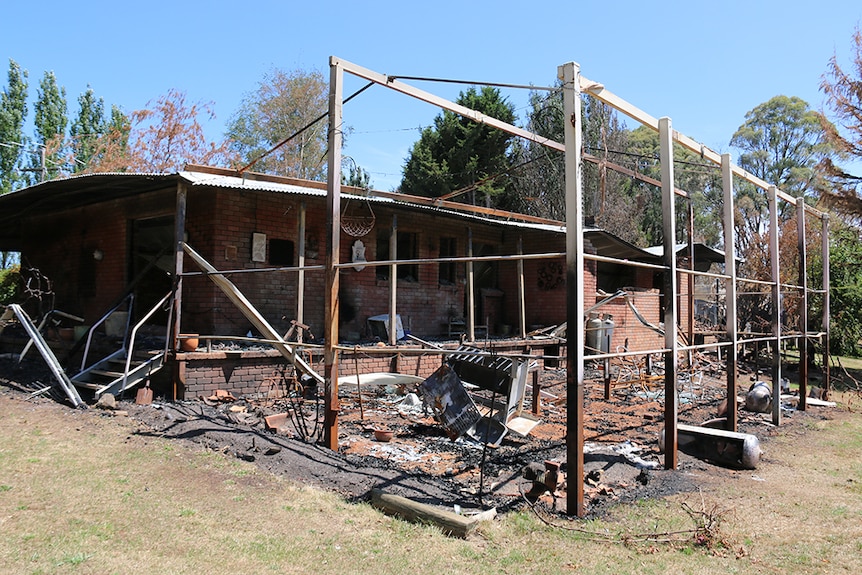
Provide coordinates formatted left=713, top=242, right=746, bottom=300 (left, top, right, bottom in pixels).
left=1, top=384, right=861, bottom=574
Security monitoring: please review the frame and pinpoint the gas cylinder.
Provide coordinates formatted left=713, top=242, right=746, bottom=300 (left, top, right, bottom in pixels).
left=585, top=312, right=601, bottom=354
left=600, top=314, right=615, bottom=353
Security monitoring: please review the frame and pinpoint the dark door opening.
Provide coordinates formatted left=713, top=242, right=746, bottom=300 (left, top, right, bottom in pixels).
left=129, top=216, right=174, bottom=324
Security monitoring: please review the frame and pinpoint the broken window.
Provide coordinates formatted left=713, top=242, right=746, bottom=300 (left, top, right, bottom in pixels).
left=596, top=260, right=636, bottom=292
left=438, top=237, right=457, bottom=285
left=269, top=239, right=295, bottom=266
left=376, top=231, right=419, bottom=282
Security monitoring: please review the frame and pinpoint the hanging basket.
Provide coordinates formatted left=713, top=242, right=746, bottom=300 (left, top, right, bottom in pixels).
left=340, top=198, right=376, bottom=237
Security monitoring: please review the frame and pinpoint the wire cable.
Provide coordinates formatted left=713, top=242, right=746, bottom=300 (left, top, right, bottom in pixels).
left=238, top=81, right=375, bottom=174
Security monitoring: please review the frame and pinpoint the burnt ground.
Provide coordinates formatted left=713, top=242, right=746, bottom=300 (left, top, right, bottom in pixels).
left=0, top=351, right=841, bottom=519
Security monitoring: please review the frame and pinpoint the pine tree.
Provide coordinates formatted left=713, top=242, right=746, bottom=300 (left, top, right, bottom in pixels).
left=0, top=59, right=28, bottom=194
left=30, top=71, right=68, bottom=182
left=69, top=86, right=106, bottom=172
left=401, top=86, right=516, bottom=207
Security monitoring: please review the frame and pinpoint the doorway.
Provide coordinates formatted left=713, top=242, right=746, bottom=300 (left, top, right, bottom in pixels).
left=129, top=215, right=174, bottom=323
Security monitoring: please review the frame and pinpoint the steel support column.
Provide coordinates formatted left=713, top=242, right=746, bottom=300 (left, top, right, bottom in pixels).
left=797, top=198, right=808, bottom=409
left=768, top=186, right=782, bottom=426
left=466, top=228, right=475, bottom=342
left=324, top=57, right=344, bottom=450
left=687, top=201, right=695, bottom=369
left=388, top=215, right=398, bottom=346
left=822, top=215, right=831, bottom=397
left=659, top=117, right=679, bottom=469
left=560, top=61, right=585, bottom=517
left=296, top=201, right=306, bottom=343
left=721, top=154, right=738, bottom=431
left=517, top=235, right=526, bottom=339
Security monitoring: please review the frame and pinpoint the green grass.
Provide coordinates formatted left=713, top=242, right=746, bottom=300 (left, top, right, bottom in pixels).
left=2, top=393, right=862, bottom=575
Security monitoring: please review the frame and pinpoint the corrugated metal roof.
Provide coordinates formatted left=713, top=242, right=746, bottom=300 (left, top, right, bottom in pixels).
left=0, top=172, right=177, bottom=250
left=584, top=229, right=659, bottom=262
left=643, top=243, right=728, bottom=262
left=180, top=170, right=567, bottom=234
left=0, top=169, right=693, bottom=265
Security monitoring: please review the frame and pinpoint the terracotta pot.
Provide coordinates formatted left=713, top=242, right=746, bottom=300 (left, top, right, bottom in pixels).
left=373, top=429, right=394, bottom=442
left=179, top=334, right=199, bottom=352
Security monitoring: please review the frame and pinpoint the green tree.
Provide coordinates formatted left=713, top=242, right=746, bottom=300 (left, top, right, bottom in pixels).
left=0, top=59, right=28, bottom=194
left=505, top=88, right=565, bottom=219
left=47, top=103, right=129, bottom=175
left=108, top=105, right=130, bottom=151
left=29, top=70, right=68, bottom=182
left=508, top=89, right=632, bottom=225
left=729, top=96, right=832, bottom=265
left=819, top=26, right=862, bottom=222
left=621, top=126, right=666, bottom=246
left=227, top=68, right=329, bottom=180
left=730, top=95, right=830, bottom=204
left=401, top=86, right=516, bottom=206
left=69, top=86, right=106, bottom=172
left=624, top=126, right=723, bottom=247
left=812, top=223, right=862, bottom=357
left=0, top=263, right=20, bottom=304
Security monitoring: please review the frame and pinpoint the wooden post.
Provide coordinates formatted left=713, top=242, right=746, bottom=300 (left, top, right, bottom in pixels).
left=822, top=214, right=831, bottom=398
left=560, top=61, right=585, bottom=517
left=466, top=227, right=475, bottom=342
left=389, top=215, right=398, bottom=346
left=172, top=182, right=187, bottom=351
left=296, top=201, right=306, bottom=343
left=531, top=369, right=540, bottom=414
left=323, top=57, right=344, bottom=450
left=370, top=489, right=481, bottom=538
left=768, top=186, right=782, bottom=426
left=797, top=197, right=808, bottom=409
left=659, top=117, right=679, bottom=470
left=721, top=154, right=738, bottom=432
left=517, top=235, right=526, bottom=339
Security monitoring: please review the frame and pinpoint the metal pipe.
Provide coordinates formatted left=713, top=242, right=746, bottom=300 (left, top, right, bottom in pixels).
left=121, top=292, right=172, bottom=395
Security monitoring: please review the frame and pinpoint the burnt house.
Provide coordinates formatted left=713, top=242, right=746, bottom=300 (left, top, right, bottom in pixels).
left=0, top=166, right=719, bottom=399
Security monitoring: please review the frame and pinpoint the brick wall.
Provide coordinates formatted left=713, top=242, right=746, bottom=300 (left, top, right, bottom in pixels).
left=20, top=182, right=657, bottom=354
left=181, top=188, right=581, bottom=342
left=21, top=189, right=175, bottom=324
left=173, top=340, right=565, bottom=399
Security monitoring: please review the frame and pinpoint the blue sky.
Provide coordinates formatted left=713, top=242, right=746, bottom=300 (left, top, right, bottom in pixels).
left=1, top=0, right=860, bottom=191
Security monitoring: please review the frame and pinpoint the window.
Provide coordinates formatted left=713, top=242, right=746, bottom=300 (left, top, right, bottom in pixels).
left=438, top=237, right=457, bottom=285
left=376, top=230, right=419, bottom=282
left=596, top=260, right=635, bottom=292
left=269, top=239, right=295, bottom=266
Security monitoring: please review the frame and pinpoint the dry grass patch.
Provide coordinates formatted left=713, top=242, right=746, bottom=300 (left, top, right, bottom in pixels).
left=2, top=387, right=862, bottom=574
